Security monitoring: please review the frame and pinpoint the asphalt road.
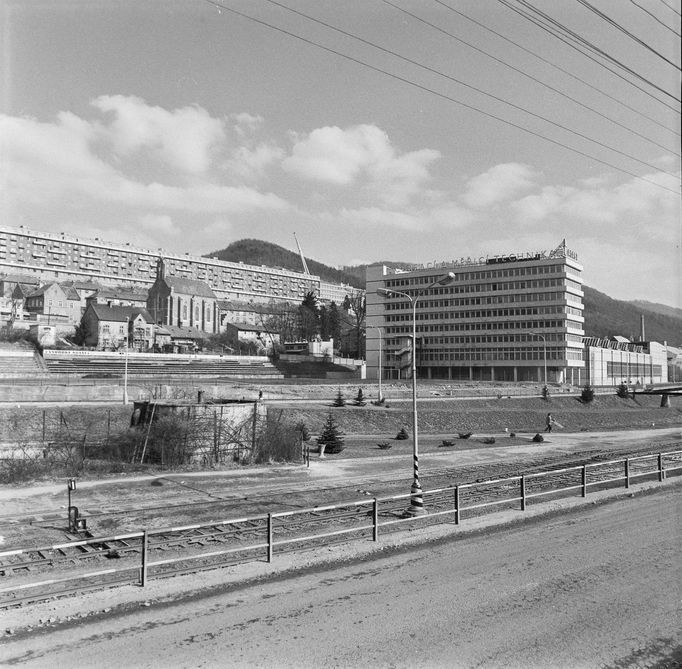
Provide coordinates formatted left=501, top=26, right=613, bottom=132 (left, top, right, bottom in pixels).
left=2, top=486, right=680, bottom=669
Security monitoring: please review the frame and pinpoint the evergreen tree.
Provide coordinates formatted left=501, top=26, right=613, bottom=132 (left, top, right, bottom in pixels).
left=616, top=382, right=630, bottom=399
left=354, top=388, right=366, bottom=406
left=316, top=413, right=345, bottom=454
left=328, top=302, right=342, bottom=347
left=297, top=291, right=320, bottom=341
left=581, top=384, right=595, bottom=403
left=333, top=388, right=346, bottom=407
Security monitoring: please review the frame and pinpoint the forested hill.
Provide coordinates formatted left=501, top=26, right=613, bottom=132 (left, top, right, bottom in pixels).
left=206, top=239, right=362, bottom=288
left=583, top=287, right=681, bottom=345
left=206, top=240, right=681, bottom=345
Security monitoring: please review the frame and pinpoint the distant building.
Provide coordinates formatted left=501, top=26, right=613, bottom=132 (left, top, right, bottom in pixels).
left=366, top=241, right=585, bottom=384
left=583, top=337, right=668, bottom=386
left=223, top=322, right=279, bottom=354
left=80, top=304, right=155, bottom=351
left=24, top=282, right=82, bottom=324
left=147, top=259, right=218, bottom=334
left=153, top=324, right=206, bottom=354
left=86, top=287, right=148, bottom=309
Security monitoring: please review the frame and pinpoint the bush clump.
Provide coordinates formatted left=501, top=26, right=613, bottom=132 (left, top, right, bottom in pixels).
left=616, top=382, right=630, bottom=399
left=581, top=384, right=595, bottom=403
left=395, top=427, right=409, bottom=440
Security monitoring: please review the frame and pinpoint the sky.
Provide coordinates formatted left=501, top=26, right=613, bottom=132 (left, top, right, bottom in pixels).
left=1, top=0, right=680, bottom=307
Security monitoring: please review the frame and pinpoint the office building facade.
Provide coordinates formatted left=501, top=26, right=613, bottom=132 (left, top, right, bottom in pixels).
left=366, top=241, right=585, bottom=385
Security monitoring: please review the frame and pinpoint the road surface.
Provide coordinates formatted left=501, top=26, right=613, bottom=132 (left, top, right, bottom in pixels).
left=2, top=486, right=680, bottom=669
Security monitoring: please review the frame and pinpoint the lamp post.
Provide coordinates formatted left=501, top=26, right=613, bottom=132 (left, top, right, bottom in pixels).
left=123, top=316, right=130, bottom=405
left=371, top=326, right=383, bottom=404
left=528, top=331, right=547, bottom=388
left=379, top=272, right=455, bottom=516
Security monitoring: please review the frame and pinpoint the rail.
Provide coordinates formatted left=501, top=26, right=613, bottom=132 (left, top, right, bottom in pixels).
left=1, top=449, right=680, bottom=607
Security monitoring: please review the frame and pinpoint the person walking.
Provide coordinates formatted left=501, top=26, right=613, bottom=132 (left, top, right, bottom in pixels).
left=545, top=412, right=554, bottom=432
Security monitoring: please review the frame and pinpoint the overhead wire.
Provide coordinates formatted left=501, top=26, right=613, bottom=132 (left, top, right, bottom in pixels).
left=498, top=0, right=680, bottom=114
left=508, top=0, right=681, bottom=103
left=654, top=0, right=681, bottom=19
left=432, top=0, right=679, bottom=137
left=629, top=0, right=681, bottom=38
left=200, top=0, right=679, bottom=195
left=383, top=0, right=679, bottom=157
left=575, top=0, right=681, bottom=69
left=260, top=0, right=678, bottom=174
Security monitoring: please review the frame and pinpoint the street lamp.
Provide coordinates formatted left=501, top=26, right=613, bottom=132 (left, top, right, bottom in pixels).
left=123, top=316, right=130, bottom=405
left=371, top=326, right=384, bottom=404
left=379, top=271, right=455, bottom=516
left=528, top=331, right=547, bottom=388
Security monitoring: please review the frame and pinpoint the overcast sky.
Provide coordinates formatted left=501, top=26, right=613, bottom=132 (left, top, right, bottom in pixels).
left=1, top=0, right=680, bottom=306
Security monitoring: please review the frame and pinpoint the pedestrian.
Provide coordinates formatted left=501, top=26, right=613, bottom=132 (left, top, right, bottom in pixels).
left=258, top=389, right=263, bottom=401
left=545, top=412, right=553, bottom=432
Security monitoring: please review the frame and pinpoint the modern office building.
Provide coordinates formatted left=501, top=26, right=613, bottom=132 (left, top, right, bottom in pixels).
left=0, top=225, right=353, bottom=306
left=583, top=337, right=668, bottom=386
left=366, top=241, right=585, bottom=385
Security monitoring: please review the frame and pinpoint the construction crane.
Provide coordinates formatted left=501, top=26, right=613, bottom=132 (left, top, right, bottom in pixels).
left=293, top=232, right=311, bottom=276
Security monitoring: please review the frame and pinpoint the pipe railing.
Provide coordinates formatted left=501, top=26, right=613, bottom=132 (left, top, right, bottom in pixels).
left=1, top=449, right=680, bottom=607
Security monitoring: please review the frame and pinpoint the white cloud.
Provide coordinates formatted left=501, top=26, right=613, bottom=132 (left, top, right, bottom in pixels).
left=462, top=163, right=538, bottom=208
left=138, top=214, right=178, bottom=236
left=226, top=143, right=285, bottom=182
left=282, top=124, right=440, bottom=206
left=92, top=95, right=226, bottom=174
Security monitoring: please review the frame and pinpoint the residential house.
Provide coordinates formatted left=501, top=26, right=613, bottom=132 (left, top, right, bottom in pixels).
left=80, top=304, right=155, bottom=351
left=223, top=322, right=280, bottom=354
left=24, top=282, right=82, bottom=324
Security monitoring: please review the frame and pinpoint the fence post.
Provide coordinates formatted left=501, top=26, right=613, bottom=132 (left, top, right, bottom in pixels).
left=267, top=513, right=273, bottom=563
left=658, top=453, right=665, bottom=481
left=520, top=475, right=526, bottom=511
left=582, top=466, right=587, bottom=497
left=373, top=498, right=378, bottom=542
left=625, top=458, right=630, bottom=489
left=454, top=486, right=460, bottom=525
left=140, top=530, right=148, bottom=587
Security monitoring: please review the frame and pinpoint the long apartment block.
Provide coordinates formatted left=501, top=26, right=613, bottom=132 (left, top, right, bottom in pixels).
left=0, top=225, right=352, bottom=304
left=366, top=241, right=586, bottom=385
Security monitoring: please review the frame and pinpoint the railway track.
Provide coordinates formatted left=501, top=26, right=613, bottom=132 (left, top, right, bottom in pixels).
left=1, top=446, right=680, bottom=608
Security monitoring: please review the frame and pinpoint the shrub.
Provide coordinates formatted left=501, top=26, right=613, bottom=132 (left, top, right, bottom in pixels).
left=377, top=442, right=392, bottom=450
left=295, top=420, right=311, bottom=442
left=532, top=433, right=545, bottom=442
left=395, top=427, right=409, bottom=440
left=616, top=382, right=630, bottom=399
left=581, top=384, right=595, bottom=403
left=317, top=413, right=345, bottom=454
left=542, top=385, right=550, bottom=401
left=458, top=432, right=472, bottom=439
left=252, top=418, right=302, bottom=464
left=482, top=437, right=496, bottom=444
left=332, top=388, right=346, bottom=407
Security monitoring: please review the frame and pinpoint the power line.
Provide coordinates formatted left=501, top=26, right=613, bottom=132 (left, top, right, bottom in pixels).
left=654, top=0, right=681, bottom=19
left=576, top=0, right=681, bottom=69
left=499, top=0, right=681, bottom=113
left=261, top=0, right=678, bottom=174
left=432, top=0, right=680, bottom=137
left=385, top=0, right=679, bottom=156
left=200, top=0, right=679, bottom=195
left=629, top=0, right=681, bottom=38
left=511, top=0, right=681, bottom=102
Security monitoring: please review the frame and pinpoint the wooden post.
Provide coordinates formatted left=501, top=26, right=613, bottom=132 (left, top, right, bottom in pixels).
left=267, top=513, right=273, bottom=563
left=454, top=486, right=460, bottom=525
left=658, top=453, right=665, bottom=481
left=521, top=475, right=527, bottom=511
left=42, top=409, right=46, bottom=443
left=582, top=466, right=587, bottom=497
left=625, top=458, right=630, bottom=488
left=141, top=530, right=149, bottom=587
left=373, top=498, right=378, bottom=542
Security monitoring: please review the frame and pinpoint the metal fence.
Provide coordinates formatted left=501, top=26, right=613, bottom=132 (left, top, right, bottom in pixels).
left=1, top=449, right=680, bottom=607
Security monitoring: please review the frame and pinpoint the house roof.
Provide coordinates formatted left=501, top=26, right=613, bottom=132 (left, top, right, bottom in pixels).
left=26, top=282, right=61, bottom=298
left=0, top=273, right=41, bottom=285
left=88, top=304, right=154, bottom=323
left=228, top=322, right=276, bottom=333
left=89, top=287, right=148, bottom=301
left=159, top=324, right=207, bottom=340
left=164, top=276, right=216, bottom=298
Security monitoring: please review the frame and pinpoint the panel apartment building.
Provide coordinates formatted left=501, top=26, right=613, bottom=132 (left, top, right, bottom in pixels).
left=366, top=241, right=585, bottom=385
left=0, top=225, right=353, bottom=306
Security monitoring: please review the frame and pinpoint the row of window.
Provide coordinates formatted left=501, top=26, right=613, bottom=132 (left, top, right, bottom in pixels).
left=606, top=362, right=662, bottom=376
left=385, top=306, right=573, bottom=321
left=418, top=332, right=584, bottom=345
left=385, top=319, right=583, bottom=335
left=396, top=347, right=581, bottom=362
left=385, top=264, right=566, bottom=289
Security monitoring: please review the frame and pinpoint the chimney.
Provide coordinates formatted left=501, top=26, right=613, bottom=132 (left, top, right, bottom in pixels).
left=640, top=314, right=645, bottom=342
